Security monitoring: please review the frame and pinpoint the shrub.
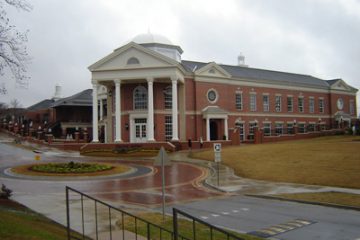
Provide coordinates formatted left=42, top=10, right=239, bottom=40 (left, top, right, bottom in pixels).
left=0, top=184, right=12, bottom=199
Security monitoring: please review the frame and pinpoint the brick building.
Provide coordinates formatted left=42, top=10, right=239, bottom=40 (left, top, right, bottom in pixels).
left=89, top=33, right=357, bottom=144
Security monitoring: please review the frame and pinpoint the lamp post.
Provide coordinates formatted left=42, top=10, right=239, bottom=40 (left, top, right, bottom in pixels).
left=37, top=126, right=42, bottom=140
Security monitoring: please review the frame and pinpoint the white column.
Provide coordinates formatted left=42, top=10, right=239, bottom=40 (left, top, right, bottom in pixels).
left=147, top=77, right=155, bottom=141
left=206, top=117, right=210, bottom=141
left=114, top=79, right=122, bottom=142
left=171, top=77, right=179, bottom=141
left=92, top=81, right=99, bottom=142
left=224, top=117, right=228, bottom=140
left=99, top=99, right=103, bottom=121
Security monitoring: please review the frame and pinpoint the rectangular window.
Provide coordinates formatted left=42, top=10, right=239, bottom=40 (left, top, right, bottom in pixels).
left=298, top=123, right=306, bottom=133
left=250, top=93, right=257, bottom=111
left=298, top=97, right=304, bottom=113
left=263, top=95, right=269, bottom=112
left=275, top=123, right=283, bottom=135
left=263, top=123, right=271, bottom=136
left=248, top=122, right=257, bottom=140
left=287, top=123, right=294, bottom=134
left=235, top=122, right=245, bottom=142
left=235, top=93, right=243, bottom=110
left=164, top=93, right=172, bottom=109
left=319, top=99, right=324, bottom=113
left=309, top=98, right=314, bottom=113
left=275, top=96, right=282, bottom=112
left=350, top=100, right=355, bottom=115
left=287, top=96, right=293, bottom=112
left=308, top=123, right=315, bottom=132
left=165, top=116, right=172, bottom=141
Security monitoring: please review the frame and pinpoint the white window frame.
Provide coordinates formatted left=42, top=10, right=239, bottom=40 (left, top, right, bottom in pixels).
left=250, top=93, right=257, bottom=111
left=165, top=115, right=172, bottom=141
left=309, top=97, right=315, bottom=113
left=133, top=86, right=148, bottom=110
left=319, top=98, right=324, bottom=113
left=287, top=96, right=293, bottom=112
left=235, top=92, right=243, bottom=110
left=163, top=86, right=172, bottom=109
left=275, top=95, right=282, bottom=112
left=263, top=122, right=271, bottom=136
left=263, top=94, right=269, bottom=112
left=298, top=97, right=304, bottom=113
left=275, top=122, right=283, bottom=135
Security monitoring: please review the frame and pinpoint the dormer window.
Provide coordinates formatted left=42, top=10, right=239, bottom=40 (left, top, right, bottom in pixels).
left=127, top=57, right=140, bottom=65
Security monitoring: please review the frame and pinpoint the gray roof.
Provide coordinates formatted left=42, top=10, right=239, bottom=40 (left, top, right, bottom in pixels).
left=51, top=89, right=92, bottom=107
left=27, top=99, right=55, bottom=111
left=181, top=60, right=330, bottom=88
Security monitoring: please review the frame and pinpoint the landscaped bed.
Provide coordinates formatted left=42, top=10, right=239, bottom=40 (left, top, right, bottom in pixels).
left=11, top=161, right=130, bottom=177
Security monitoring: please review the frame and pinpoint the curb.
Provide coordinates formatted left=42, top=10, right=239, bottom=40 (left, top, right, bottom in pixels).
left=246, top=194, right=360, bottom=212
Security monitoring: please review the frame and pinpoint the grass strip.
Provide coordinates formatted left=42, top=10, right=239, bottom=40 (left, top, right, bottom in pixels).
left=272, top=191, right=360, bottom=208
left=116, top=212, right=264, bottom=240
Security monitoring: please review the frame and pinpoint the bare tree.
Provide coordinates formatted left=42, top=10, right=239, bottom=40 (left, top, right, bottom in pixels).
left=0, top=0, right=32, bottom=94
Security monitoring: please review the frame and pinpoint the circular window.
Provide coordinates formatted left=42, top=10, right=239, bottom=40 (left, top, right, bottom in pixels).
left=337, top=98, right=344, bottom=110
left=207, top=89, right=218, bottom=103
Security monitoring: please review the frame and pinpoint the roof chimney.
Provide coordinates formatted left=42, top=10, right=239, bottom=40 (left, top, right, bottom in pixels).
left=238, top=53, right=248, bottom=67
left=53, top=84, right=62, bottom=100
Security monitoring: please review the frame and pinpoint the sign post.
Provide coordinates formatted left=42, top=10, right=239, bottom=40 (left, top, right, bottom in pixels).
left=154, top=147, right=171, bottom=221
left=213, top=143, right=221, bottom=186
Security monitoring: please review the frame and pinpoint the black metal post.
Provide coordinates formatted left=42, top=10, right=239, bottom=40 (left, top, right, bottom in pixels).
left=109, top=208, right=112, bottom=240
left=95, top=201, right=98, bottom=240
left=173, top=208, right=178, bottom=240
left=81, top=195, right=85, bottom=239
left=147, top=223, right=150, bottom=239
left=66, top=187, right=71, bottom=240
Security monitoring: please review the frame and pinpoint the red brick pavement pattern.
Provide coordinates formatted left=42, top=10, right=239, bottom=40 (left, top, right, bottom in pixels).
left=77, top=162, right=224, bottom=206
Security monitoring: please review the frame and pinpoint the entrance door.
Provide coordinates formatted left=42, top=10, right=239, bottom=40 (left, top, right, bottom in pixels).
left=210, top=120, right=218, bottom=140
left=134, top=118, right=147, bottom=142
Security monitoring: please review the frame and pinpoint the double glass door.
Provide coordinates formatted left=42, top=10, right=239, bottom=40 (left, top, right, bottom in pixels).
left=134, top=118, right=147, bottom=142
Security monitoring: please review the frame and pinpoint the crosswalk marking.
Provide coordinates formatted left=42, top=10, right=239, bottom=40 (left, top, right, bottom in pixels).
left=211, top=214, right=219, bottom=217
left=200, top=216, right=208, bottom=219
left=248, top=219, right=316, bottom=238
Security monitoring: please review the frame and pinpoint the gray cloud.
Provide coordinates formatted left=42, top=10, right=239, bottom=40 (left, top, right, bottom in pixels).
left=1, top=0, right=359, bottom=113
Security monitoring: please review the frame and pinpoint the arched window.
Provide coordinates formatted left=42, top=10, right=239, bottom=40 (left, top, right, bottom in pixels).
left=127, top=57, right=140, bottom=65
left=163, top=85, right=172, bottom=109
left=133, top=86, right=147, bottom=110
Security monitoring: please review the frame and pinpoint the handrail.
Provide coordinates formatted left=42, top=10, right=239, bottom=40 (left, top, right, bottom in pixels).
left=173, top=208, right=245, bottom=240
left=66, top=186, right=178, bottom=240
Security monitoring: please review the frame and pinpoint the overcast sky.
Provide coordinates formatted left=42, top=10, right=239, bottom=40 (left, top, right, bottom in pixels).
left=1, top=0, right=359, bottom=113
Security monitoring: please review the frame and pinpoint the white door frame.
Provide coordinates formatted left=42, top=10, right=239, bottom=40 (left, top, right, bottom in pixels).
left=129, top=113, right=148, bottom=143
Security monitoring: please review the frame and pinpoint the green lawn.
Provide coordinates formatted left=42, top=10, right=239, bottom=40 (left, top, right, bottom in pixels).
left=193, top=135, right=360, bottom=189
left=0, top=199, right=82, bottom=240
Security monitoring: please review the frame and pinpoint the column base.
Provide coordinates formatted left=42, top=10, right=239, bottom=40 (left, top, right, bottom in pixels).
left=171, top=138, right=179, bottom=141
left=92, top=140, right=99, bottom=143
left=114, top=139, right=123, bottom=143
left=147, top=138, right=156, bottom=142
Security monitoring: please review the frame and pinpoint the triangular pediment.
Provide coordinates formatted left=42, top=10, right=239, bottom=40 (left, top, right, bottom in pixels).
left=328, top=79, right=356, bottom=92
left=88, top=42, right=179, bottom=71
left=194, top=62, right=231, bottom=78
